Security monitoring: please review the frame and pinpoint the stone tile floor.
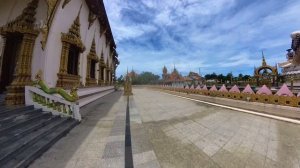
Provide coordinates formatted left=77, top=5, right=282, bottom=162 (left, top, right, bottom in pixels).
left=132, top=88, right=300, bottom=168
left=30, top=88, right=300, bottom=168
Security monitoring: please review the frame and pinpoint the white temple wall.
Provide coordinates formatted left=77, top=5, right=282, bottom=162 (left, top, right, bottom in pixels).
left=43, top=0, right=82, bottom=87
left=79, top=1, right=94, bottom=86
left=0, top=0, right=48, bottom=83
left=0, top=0, right=113, bottom=87
left=31, top=0, right=48, bottom=81
left=0, top=0, right=26, bottom=75
left=43, top=0, right=112, bottom=87
left=94, top=22, right=101, bottom=82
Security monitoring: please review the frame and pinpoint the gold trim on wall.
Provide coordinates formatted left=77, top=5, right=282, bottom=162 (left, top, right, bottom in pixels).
left=98, top=51, right=106, bottom=86
left=86, top=38, right=99, bottom=86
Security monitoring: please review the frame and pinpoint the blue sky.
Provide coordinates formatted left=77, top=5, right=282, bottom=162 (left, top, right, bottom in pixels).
left=103, top=0, right=300, bottom=77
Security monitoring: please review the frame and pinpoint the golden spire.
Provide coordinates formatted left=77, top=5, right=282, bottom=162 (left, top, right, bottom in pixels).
left=69, top=4, right=82, bottom=38
left=262, top=50, right=267, bottom=66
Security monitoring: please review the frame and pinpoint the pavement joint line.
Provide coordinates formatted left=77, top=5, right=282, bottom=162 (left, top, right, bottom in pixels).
left=163, top=92, right=300, bottom=125
left=125, top=96, right=134, bottom=168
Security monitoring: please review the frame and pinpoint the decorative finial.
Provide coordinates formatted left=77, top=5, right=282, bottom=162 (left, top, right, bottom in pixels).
left=70, top=86, right=79, bottom=100
left=35, top=70, right=43, bottom=81
left=262, top=50, right=267, bottom=66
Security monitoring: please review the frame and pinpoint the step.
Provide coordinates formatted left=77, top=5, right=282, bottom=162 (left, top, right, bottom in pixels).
left=0, top=115, right=60, bottom=148
left=0, top=112, right=51, bottom=135
left=0, top=106, right=34, bottom=117
left=3, top=119, right=78, bottom=168
left=79, top=89, right=115, bottom=107
left=0, top=108, right=42, bottom=124
left=0, top=117, right=69, bottom=165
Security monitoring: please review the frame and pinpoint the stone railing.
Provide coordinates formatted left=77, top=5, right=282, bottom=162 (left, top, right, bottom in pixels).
left=155, top=86, right=300, bottom=108
left=25, top=72, right=81, bottom=120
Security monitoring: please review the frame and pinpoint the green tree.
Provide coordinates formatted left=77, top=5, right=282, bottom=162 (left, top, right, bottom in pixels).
left=225, top=72, right=233, bottom=83
left=117, top=75, right=124, bottom=85
left=132, top=72, right=160, bottom=85
left=238, top=73, right=243, bottom=80
left=217, top=74, right=225, bottom=83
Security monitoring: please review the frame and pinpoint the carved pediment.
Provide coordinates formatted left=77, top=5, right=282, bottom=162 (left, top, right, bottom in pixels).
left=0, top=0, right=39, bottom=35
left=61, top=6, right=85, bottom=52
left=87, top=38, right=98, bottom=61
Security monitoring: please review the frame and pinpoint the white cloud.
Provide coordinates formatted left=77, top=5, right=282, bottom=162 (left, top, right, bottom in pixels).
left=103, top=0, right=300, bottom=76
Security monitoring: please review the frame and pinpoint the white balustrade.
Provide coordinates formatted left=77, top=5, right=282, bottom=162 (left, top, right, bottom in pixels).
left=25, top=86, right=81, bottom=121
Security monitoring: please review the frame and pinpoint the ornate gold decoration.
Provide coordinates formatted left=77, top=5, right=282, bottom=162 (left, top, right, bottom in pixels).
left=62, top=0, right=71, bottom=8
left=35, top=69, right=43, bottom=81
left=86, top=38, right=99, bottom=86
left=0, top=0, right=39, bottom=105
left=254, top=52, right=278, bottom=87
left=88, top=11, right=97, bottom=29
left=105, top=57, right=111, bottom=85
left=124, top=70, right=133, bottom=96
left=57, top=6, right=85, bottom=89
left=98, top=51, right=106, bottom=86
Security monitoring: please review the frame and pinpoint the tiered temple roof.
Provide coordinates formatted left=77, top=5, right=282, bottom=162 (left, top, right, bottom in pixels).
left=162, top=67, right=202, bottom=83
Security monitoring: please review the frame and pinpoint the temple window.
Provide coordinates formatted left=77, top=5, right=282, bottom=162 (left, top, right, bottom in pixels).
left=0, top=0, right=39, bottom=105
left=56, top=10, right=85, bottom=88
left=90, top=60, right=96, bottom=79
left=67, top=45, right=80, bottom=75
left=85, top=39, right=98, bottom=86
left=98, top=52, right=106, bottom=86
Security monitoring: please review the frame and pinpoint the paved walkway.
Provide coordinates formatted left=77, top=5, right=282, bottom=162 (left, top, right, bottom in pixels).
left=131, top=88, right=300, bottom=168
left=30, top=91, right=127, bottom=168
left=30, top=87, right=300, bottom=168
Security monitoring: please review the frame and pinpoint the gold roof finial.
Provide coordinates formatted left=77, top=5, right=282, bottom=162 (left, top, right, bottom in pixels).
left=262, top=50, right=267, bottom=66
left=35, top=70, right=43, bottom=80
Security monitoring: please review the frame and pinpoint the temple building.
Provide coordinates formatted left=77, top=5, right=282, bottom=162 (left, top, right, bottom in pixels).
left=279, top=30, right=300, bottom=87
left=162, top=66, right=203, bottom=87
left=0, top=0, right=119, bottom=105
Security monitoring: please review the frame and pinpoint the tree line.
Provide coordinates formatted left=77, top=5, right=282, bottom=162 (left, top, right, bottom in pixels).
left=204, top=72, right=251, bottom=82
left=117, top=71, right=160, bottom=85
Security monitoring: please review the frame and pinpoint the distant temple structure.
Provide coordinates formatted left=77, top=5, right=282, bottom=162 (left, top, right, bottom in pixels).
left=254, top=52, right=278, bottom=87
left=279, top=30, right=300, bottom=87
left=162, top=66, right=203, bottom=87
left=124, top=71, right=133, bottom=96
left=0, top=0, right=119, bottom=105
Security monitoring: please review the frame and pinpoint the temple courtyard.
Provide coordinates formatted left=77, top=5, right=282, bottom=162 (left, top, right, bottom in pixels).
left=30, top=87, right=300, bottom=168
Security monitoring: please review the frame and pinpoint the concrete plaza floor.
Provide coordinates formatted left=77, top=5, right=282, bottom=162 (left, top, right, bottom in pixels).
left=30, top=87, right=300, bottom=168
left=131, top=88, right=300, bottom=168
